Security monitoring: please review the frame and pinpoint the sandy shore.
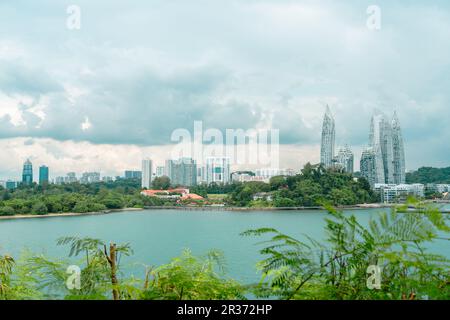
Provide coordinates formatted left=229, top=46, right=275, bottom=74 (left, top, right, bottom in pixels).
left=0, top=207, right=144, bottom=221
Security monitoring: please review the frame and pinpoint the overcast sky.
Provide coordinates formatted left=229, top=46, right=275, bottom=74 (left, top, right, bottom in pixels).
left=0, top=0, right=449, bottom=179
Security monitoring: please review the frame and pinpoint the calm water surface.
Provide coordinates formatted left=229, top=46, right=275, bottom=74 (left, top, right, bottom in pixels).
left=0, top=206, right=448, bottom=284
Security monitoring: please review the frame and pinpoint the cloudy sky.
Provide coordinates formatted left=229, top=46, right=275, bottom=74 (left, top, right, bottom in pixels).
left=0, top=0, right=449, bottom=179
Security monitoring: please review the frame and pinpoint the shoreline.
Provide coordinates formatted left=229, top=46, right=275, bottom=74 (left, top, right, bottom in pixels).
left=0, top=204, right=393, bottom=221
left=0, top=207, right=144, bottom=221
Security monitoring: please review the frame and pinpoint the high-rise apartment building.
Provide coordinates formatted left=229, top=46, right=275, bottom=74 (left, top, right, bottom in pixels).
left=320, top=105, right=335, bottom=168
left=124, top=170, right=142, bottom=180
left=165, top=158, right=197, bottom=186
left=39, top=165, right=49, bottom=185
left=22, top=159, right=33, bottom=185
left=141, top=158, right=153, bottom=189
left=335, top=145, right=354, bottom=173
left=205, top=157, right=230, bottom=184
left=360, top=147, right=377, bottom=187
left=80, top=172, right=100, bottom=184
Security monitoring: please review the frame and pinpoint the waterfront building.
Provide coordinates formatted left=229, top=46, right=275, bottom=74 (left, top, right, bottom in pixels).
left=320, top=105, right=335, bottom=168
left=205, top=157, right=231, bottom=184
left=165, top=158, right=197, bottom=187
left=374, top=183, right=424, bottom=203
left=141, top=158, right=153, bottom=189
left=22, top=159, right=33, bottom=185
left=39, top=165, right=49, bottom=185
left=426, top=184, right=450, bottom=194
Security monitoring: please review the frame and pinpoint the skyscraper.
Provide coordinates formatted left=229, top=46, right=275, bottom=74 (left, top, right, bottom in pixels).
left=335, top=145, right=354, bottom=173
left=391, top=111, right=406, bottom=184
left=360, top=147, right=376, bottom=187
left=205, top=157, right=231, bottom=184
left=22, top=159, right=33, bottom=185
left=165, top=158, right=197, bottom=186
left=369, top=110, right=394, bottom=184
left=365, top=110, right=406, bottom=185
left=141, top=158, right=153, bottom=189
left=39, top=165, right=49, bottom=185
left=320, top=105, right=335, bottom=168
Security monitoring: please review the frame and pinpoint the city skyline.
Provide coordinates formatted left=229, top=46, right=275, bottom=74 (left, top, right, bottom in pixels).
left=0, top=1, right=449, bottom=179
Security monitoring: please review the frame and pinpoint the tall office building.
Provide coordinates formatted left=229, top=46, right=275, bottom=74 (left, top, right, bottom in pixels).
left=369, top=111, right=405, bottom=184
left=360, top=147, right=376, bottom=187
left=365, top=110, right=406, bottom=185
left=39, top=165, right=49, bottom=185
left=165, top=158, right=197, bottom=186
left=320, top=105, right=335, bottom=168
left=335, top=145, right=354, bottom=173
left=141, top=158, right=153, bottom=189
left=22, top=159, right=33, bottom=185
left=391, top=111, right=406, bottom=184
left=205, top=157, right=231, bottom=184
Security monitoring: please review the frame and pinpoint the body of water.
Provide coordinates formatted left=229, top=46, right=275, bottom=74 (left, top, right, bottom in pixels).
left=0, top=206, right=448, bottom=284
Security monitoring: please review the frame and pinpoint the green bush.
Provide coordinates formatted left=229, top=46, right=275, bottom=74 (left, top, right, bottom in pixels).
left=31, top=202, right=48, bottom=215
left=0, top=206, right=15, bottom=216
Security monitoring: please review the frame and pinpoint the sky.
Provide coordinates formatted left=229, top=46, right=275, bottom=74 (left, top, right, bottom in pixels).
left=0, top=0, right=449, bottom=179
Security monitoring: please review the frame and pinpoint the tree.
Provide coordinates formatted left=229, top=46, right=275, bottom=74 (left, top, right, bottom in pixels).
left=140, top=250, right=244, bottom=300
left=31, top=202, right=48, bottom=215
left=242, top=200, right=450, bottom=300
left=0, top=206, right=14, bottom=216
left=269, top=176, right=287, bottom=191
left=152, top=176, right=171, bottom=190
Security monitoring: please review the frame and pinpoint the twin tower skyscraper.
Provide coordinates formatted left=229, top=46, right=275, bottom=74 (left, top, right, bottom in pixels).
left=320, top=106, right=406, bottom=187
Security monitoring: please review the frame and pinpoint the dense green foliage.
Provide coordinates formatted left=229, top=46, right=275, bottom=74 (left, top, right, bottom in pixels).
left=227, top=163, right=376, bottom=207
left=0, top=201, right=448, bottom=300
left=152, top=176, right=171, bottom=190
left=406, top=167, right=450, bottom=184
left=243, top=199, right=450, bottom=300
left=0, top=179, right=167, bottom=216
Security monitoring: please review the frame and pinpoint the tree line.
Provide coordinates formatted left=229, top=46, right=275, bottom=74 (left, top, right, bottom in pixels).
left=0, top=164, right=378, bottom=216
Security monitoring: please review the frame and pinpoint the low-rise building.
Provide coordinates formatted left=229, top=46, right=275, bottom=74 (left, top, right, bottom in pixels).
left=374, top=183, right=425, bottom=203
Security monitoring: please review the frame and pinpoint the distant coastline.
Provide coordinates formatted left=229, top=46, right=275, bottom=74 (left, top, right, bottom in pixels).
left=0, top=207, right=144, bottom=221
left=0, top=204, right=395, bottom=221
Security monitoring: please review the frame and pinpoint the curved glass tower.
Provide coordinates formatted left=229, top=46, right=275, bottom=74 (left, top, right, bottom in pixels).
left=391, top=111, right=406, bottom=184
left=320, top=105, right=335, bottom=168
